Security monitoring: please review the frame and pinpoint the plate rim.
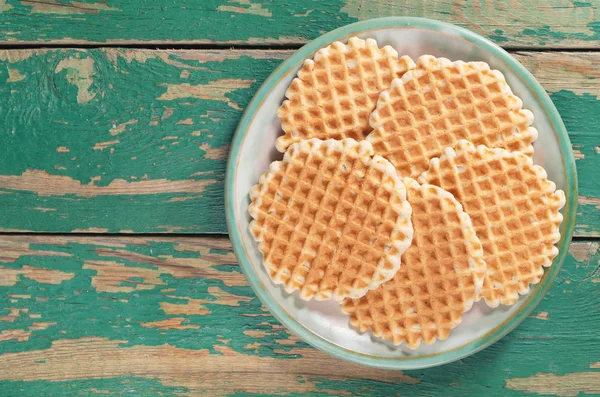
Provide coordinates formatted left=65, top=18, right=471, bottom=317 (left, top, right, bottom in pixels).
left=225, top=16, right=578, bottom=370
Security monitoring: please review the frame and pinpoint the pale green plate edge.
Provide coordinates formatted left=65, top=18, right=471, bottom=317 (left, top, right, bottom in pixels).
left=225, top=17, right=578, bottom=370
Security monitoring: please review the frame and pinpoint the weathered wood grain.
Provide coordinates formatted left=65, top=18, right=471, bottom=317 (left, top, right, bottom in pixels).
left=0, top=48, right=598, bottom=235
left=1, top=0, right=600, bottom=48
left=0, top=235, right=598, bottom=396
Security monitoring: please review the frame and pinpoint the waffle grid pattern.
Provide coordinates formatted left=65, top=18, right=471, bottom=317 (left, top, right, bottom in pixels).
left=342, top=178, right=485, bottom=348
left=419, top=140, right=565, bottom=307
left=276, top=37, right=415, bottom=152
left=249, top=139, right=413, bottom=301
left=367, top=55, right=538, bottom=177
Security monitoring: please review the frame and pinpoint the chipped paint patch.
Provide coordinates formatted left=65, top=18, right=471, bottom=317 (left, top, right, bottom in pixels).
left=591, top=362, right=600, bottom=368
left=92, top=248, right=245, bottom=286
left=101, top=48, right=156, bottom=67
left=21, top=0, right=119, bottom=15
left=161, top=287, right=251, bottom=316
left=506, top=372, right=600, bottom=396
left=569, top=242, right=597, bottom=262
left=0, top=170, right=216, bottom=196
left=243, top=330, right=269, bottom=338
left=56, top=146, right=70, bottom=153
left=160, top=300, right=210, bottom=316
left=0, top=308, right=27, bottom=322
left=0, top=50, right=47, bottom=63
left=165, top=195, right=204, bottom=202
left=202, top=286, right=252, bottom=306
left=199, top=143, right=229, bottom=160
left=83, top=260, right=166, bottom=293
left=7, top=68, right=25, bottom=82
left=71, top=228, right=110, bottom=233
left=176, top=118, right=194, bottom=125
left=92, top=140, right=120, bottom=151
left=55, top=56, right=96, bottom=104
left=0, top=329, right=31, bottom=342
left=140, top=318, right=200, bottom=330
left=110, top=119, right=138, bottom=135
left=579, top=195, right=600, bottom=210
left=0, top=239, right=72, bottom=263
left=217, top=0, right=272, bottom=17
left=573, top=149, right=585, bottom=160
left=32, top=207, right=57, bottom=212
left=532, top=311, right=549, bottom=320
left=29, top=322, right=57, bottom=331
left=157, top=79, right=254, bottom=110
left=0, top=338, right=419, bottom=394
left=0, top=265, right=74, bottom=286
left=0, top=0, right=13, bottom=12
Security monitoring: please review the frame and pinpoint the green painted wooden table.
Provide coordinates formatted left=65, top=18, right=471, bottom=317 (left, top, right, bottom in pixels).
left=0, top=2, right=599, bottom=396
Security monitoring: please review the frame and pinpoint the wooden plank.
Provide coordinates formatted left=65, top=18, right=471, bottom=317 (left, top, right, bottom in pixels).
left=0, top=49, right=598, bottom=235
left=1, top=0, right=600, bottom=48
left=0, top=235, right=598, bottom=396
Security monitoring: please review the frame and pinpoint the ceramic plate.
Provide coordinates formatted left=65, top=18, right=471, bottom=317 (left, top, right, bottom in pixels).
left=225, top=17, right=577, bottom=369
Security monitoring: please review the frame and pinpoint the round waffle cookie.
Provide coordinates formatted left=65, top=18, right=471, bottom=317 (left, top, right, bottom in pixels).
left=249, top=139, right=414, bottom=301
left=419, top=140, right=565, bottom=307
left=342, top=178, right=486, bottom=348
left=276, top=37, right=415, bottom=153
left=367, top=55, right=538, bottom=177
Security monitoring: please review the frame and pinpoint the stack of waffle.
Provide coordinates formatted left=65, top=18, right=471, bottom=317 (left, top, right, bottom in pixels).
left=249, top=38, right=565, bottom=348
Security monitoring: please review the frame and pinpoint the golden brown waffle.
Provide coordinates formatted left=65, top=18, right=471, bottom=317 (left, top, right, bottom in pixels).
left=342, top=178, right=485, bottom=348
left=367, top=55, right=538, bottom=177
left=419, top=140, right=565, bottom=307
left=249, top=139, right=414, bottom=301
left=276, top=37, right=415, bottom=152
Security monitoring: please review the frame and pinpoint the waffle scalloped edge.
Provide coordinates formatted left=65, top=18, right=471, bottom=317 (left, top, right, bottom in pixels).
left=419, top=140, right=566, bottom=307
left=249, top=138, right=414, bottom=301
left=342, top=177, right=486, bottom=348
left=276, top=37, right=416, bottom=153
left=367, top=55, right=539, bottom=177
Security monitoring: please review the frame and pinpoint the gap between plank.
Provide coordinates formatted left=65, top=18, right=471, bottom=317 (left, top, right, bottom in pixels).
left=1, top=43, right=600, bottom=52
left=0, top=231, right=596, bottom=242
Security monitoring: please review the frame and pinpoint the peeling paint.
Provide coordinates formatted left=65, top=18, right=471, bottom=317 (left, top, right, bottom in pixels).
left=573, top=149, right=585, bottom=160
left=199, top=143, right=230, bottom=160
left=55, top=56, right=96, bottom=104
left=218, top=0, right=272, bottom=17
left=0, top=338, right=420, bottom=394
left=7, top=68, right=25, bottom=82
left=532, top=311, right=549, bottom=320
left=569, top=242, right=598, bottom=262
left=0, top=329, right=31, bottom=342
left=0, top=0, right=13, bottom=13
left=71, top=227, right=110, bottom=233
left=140, top=318, right=200, bottom=330
left=157, top=79, right=254, bottom=110
left=506, top=372, right=600, bottom=396
left=109, top=119, right=138, bottom=136
left=579, top=195, right=600, bottom=210
left=83, top=260, right=166, bottom=293
left=0, top=265, right=74, bottom=286
left=92, top=140, right=120, bottom=151
left=0, top=170, right=216, bottom=197
left=21, top=0, right=119, bottom=15
left=92, top=248, right=244, bottom=286
left=161, top=288, right=251, bottom=317
left=176, top=118, right=194, bottom=125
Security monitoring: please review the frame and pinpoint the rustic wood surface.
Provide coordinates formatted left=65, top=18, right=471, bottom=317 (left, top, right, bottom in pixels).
left=0, top=0, right=600, bottom=48
left=0, top=49, right=599, bottom=235
left=0, top=236, right=599, bottom=396
left=1, top=1, right=599, bottom=396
